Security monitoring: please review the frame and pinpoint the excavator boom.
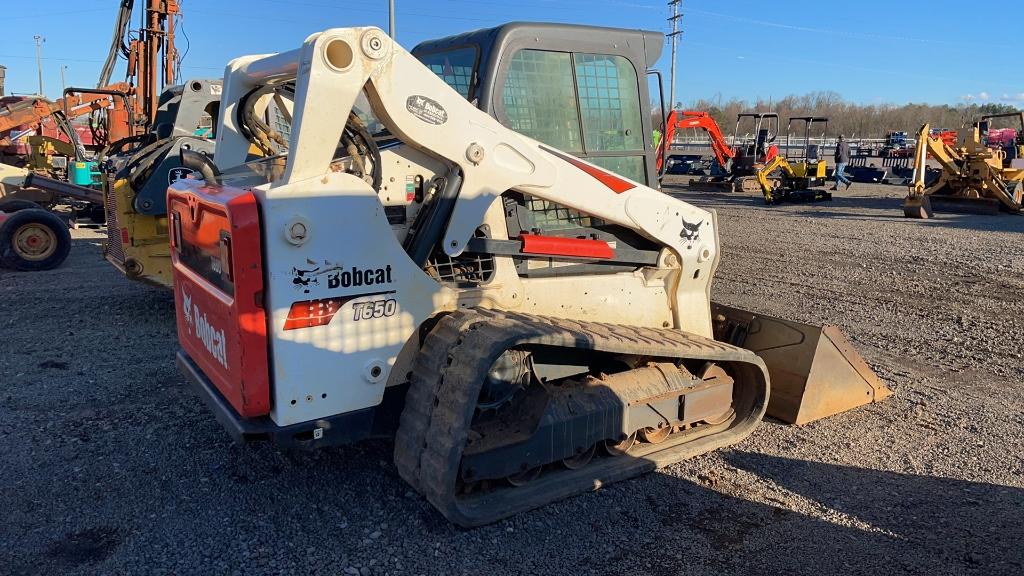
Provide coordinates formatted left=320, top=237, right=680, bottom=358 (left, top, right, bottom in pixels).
left=659, top=110, right=735, bottom=172
left=0, top=87, right=128, bottom=145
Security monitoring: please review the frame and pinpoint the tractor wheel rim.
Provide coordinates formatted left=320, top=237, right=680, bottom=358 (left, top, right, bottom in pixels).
left=13, top=223, right=57, bottom=261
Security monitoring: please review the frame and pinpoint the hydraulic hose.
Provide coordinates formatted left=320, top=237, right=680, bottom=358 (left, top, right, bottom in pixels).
left=179, top=149, right=220, bottom=185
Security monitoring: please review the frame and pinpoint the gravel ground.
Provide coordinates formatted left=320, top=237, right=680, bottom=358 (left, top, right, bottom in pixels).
left=2, top=183, right=1022, bottom=576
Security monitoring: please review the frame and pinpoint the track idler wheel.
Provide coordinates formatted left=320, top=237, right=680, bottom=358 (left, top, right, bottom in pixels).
left=561, top=443, right=597, bottom=470
left=640, top=426, right=671, bottom=444
left=603, top=432, right=637, bottom=456
left=506, top=466, right=542, bottom=487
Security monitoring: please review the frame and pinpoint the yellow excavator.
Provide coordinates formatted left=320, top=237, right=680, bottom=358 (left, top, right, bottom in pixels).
left=755, top=116, right=831, bottom=204
left=904, top=119, right=1024, bottom=218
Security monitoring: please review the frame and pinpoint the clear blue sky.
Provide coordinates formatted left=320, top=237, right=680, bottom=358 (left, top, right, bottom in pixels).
left=1, top=0, right=1020, bottom=107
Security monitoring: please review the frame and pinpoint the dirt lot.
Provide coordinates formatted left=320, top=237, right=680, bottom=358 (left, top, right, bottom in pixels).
left=2, top=181, right=1022, bottom=576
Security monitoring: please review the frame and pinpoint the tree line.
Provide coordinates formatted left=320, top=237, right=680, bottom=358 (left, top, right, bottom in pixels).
left=666, top=91, right=1022, bottom=139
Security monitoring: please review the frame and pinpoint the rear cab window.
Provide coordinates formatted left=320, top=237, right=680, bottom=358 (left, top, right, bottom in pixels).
left=416, top=47, right=479, bottom=100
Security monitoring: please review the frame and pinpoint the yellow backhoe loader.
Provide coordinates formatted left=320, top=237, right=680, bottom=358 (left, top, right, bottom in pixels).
left=904, top=121, right=1024, bottom=218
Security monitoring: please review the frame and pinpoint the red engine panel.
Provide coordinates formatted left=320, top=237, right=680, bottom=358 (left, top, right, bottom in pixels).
left=168, top=180, right=270, bottom=418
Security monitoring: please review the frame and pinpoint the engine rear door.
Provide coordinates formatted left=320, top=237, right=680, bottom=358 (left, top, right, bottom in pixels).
left=168, top=179, right=270, bottom=417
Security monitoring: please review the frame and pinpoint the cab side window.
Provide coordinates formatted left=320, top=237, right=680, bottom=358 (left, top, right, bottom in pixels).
left=500, top=49, right=646, bottom=183
left=502, top=50, right=583, bottom=153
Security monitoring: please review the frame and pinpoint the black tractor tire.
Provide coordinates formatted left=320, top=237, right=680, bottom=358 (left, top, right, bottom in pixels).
left=0, top=209, right=72, bottom=271
left=0, top=198, right=42, bottom=213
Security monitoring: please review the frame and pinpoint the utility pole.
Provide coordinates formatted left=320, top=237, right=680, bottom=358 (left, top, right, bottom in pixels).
left=667, top=1, right=682, bottom=110
left=389, top=0, right=395, bottom=39
left=33, top=35, right=45, bottom=96
left=60, top=65, right=67, bottom=94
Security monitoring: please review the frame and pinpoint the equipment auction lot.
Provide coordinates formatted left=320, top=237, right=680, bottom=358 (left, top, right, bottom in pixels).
left=2, top=179, right=1022, bottom=576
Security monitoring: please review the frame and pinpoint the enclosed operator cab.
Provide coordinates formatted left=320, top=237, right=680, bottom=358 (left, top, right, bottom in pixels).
left=412, top=22, right=664, bottom=189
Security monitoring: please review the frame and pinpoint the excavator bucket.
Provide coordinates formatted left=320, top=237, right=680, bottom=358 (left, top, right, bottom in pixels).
left=902, top=194, right=934, bottom=219
left=711, top=303, right=891, bottom=425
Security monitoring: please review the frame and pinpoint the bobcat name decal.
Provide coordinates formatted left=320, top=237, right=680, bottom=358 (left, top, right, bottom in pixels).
left=181, top=289, right=228, bottom=368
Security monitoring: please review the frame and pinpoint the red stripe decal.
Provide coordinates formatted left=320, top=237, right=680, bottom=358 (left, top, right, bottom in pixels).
left=519, top=234, right=613, bottom=259
left=539, top=146, right=636, bottom=194
left=283, top=290, right=396, bottom=331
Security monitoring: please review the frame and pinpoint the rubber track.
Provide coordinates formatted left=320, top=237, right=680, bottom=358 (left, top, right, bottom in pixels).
left=393, top=309, right=770, bottom=527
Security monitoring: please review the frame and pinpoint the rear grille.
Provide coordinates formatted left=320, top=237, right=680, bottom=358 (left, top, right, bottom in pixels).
left=426, top=252, right=494, bottom=288
left=104, top=181, right=125, bottom=264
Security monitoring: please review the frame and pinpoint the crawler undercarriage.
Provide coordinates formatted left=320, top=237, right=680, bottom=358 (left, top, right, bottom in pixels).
left=394, top=310, right=768, bottom=526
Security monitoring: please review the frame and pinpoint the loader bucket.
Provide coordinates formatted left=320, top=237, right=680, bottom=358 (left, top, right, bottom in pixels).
left=711, top=303, right=891, bottom=425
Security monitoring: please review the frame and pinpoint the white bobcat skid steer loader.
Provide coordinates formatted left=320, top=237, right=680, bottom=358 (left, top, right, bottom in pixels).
left=169, top=24, right=888, bottom=527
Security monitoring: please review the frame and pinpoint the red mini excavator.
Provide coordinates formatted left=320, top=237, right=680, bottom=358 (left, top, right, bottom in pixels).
left=661, top=110, right=780, bottom=193
left=657, top=110, right=734, bottom=173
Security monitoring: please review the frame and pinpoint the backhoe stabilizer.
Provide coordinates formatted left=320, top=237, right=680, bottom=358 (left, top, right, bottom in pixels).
left=711, top=303, right=891, bottom=425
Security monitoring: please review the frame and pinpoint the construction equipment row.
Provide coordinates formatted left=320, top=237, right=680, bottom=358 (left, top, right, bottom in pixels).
left=0, top=6, right=896, bottom=527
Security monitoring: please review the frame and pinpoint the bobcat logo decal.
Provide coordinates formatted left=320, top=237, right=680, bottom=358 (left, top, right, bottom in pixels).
left=680, top=217, right=703, bottom=244
left=181, top=290, right=193, bottom=327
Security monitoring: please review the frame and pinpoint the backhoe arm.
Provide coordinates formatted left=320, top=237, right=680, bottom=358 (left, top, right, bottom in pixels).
left=755, top=154, right=793, bottom=203
left=677, top=111, right=735, bottom=168
left=908, top=122, right=960, bottom=196
left=0, top=84, right=132, bottom=146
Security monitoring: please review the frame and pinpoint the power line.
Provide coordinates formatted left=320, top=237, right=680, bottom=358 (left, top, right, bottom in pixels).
left=3, top=8, right=109, bottom=21
left=684, top=7, right=1016, bottom=50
